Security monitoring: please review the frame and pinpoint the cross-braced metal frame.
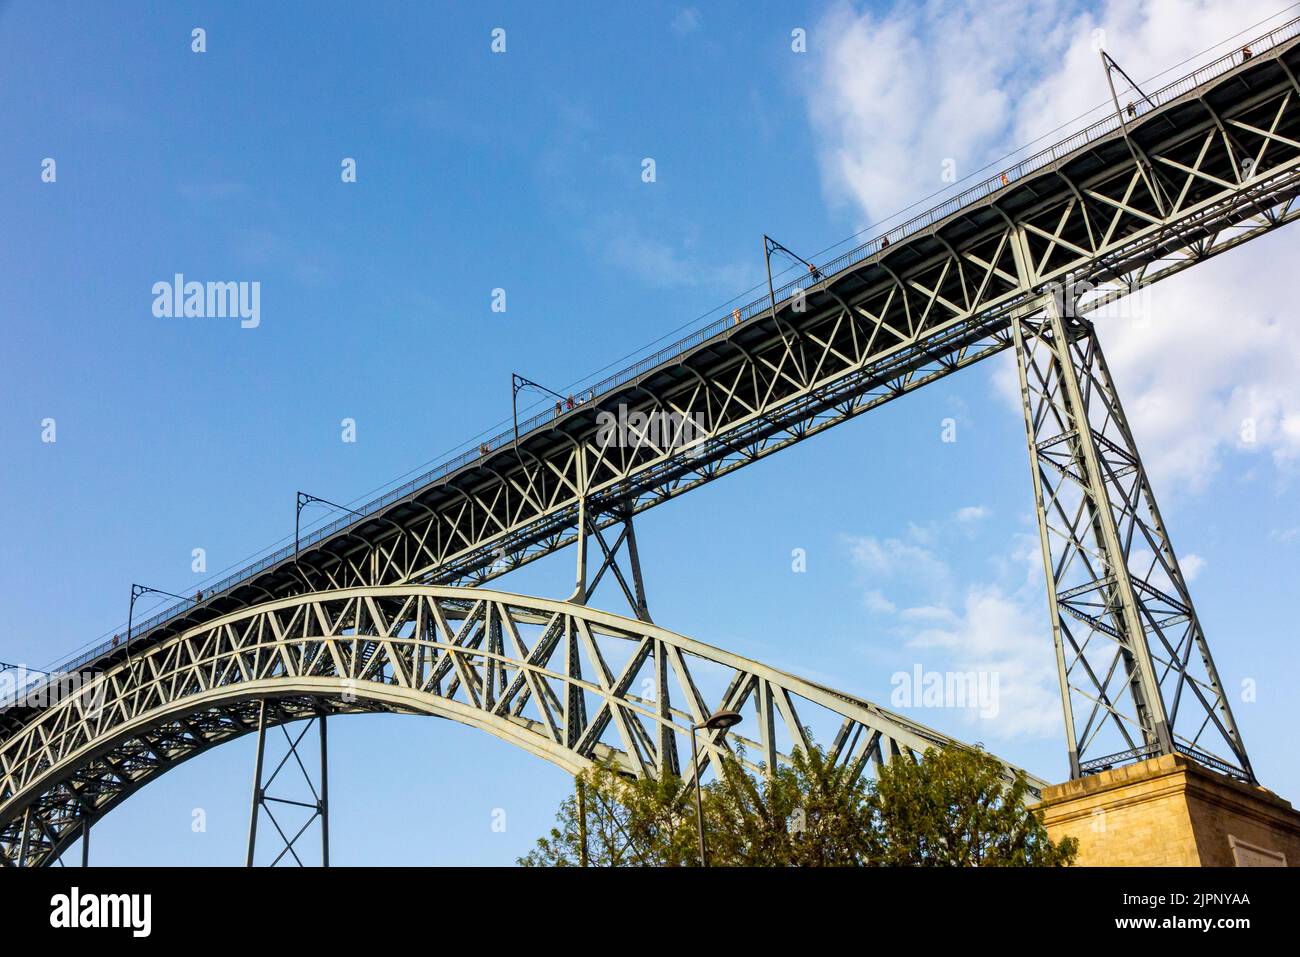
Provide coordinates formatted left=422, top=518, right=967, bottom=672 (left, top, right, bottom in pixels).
left=4, top=25, right=1300, bottom=862
left=245, top=701, right=329, bottom=867
left=51, top=33, right=1299, bottom=701
left=1012, top=291, right=1250, bottom=780
left=569, top=502, right=652, bottom=623
left=0, top=585, right=1043, bottom=867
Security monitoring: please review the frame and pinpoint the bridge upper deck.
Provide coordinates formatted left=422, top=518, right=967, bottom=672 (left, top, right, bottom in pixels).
left=6, top=18, right=1300, bottom=734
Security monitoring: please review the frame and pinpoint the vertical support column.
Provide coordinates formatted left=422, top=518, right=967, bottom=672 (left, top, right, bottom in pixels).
left=566, top=502, right=672, bottom=774
left=245, top=700, right=268, bottom=867
left=563, top=616, right=586, bottom=751
left=17, top=808, right=30, bottom=867
left=622, top=515, right=652, bottom=624
left=571, top=496, right=588, bottom=603
left=569, top=444, right=591, bottom=605
left=576, top=777, right=589, bottom=867
left=1012, top=288, right=1252, bottom=781
left=570, top=507, right=654, bottom=622
left=655, top=639, right=679, bottom=779
left=245, top=703, right=330, bottom=866
left=81, top=815, right=89, bottom=867
left=1013, top=307, right=1082, bottom=778
left=319, top=713, right=329, bottom=868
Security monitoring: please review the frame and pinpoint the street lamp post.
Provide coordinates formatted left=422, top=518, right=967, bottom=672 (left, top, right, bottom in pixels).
left=689, top=709, right=742, bottom=867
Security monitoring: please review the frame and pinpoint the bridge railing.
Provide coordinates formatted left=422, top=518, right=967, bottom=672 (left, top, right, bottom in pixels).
left=18, top=14, right=1300, bottom=700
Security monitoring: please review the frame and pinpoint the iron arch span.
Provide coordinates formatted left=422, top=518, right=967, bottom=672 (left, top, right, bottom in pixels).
left=0, top=585, right=1044, bottom=865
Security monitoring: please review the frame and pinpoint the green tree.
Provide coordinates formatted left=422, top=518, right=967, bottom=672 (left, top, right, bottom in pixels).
left=518, top=761, right=698, bottom=867
left=519, top=743, right=1077, bottom=867
left=703, top=746, right=873, bottom=866
left=865, top=745, right=1077, bottom=866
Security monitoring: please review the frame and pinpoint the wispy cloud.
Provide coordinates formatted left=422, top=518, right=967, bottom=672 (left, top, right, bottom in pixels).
left=805, top=0, right=1300, bottom=493
left=671, top=7, right=702, bottom=36
left=1180, top=553, right=1206, bottom=582
left=534, top=101, right=755, bottom=293
left=847, top=515, right=1060, bottom=742
left=586, top=213, right=754, bottom=291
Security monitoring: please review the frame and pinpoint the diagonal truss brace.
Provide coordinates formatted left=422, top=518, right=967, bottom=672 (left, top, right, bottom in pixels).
left=245, top=701, right=329, bottom=867
left=0, top=584, right=1048, bottom=866
left=1012, top=286, right=1252, bottom=781
left=569, top=498, right=652, bottom=624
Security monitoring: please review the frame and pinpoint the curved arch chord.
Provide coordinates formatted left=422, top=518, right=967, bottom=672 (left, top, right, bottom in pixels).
left=0, top=585, right=1045, bottom=866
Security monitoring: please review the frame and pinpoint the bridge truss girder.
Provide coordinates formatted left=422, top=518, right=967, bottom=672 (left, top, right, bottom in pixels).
left=6, top=31, right=1300, bottom=793
left=66, top=38, right=1297, bottom=640
left=299, top=44, right=1300, bottom=597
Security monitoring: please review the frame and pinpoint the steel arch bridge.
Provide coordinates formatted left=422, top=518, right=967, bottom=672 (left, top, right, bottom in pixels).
left=0, top=585, right=1042, bottom=867
left=5, top=16, right=1300, bottom=865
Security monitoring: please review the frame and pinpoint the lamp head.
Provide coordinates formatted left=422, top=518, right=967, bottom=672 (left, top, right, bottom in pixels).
left=703, top=710, right=742, bottom=732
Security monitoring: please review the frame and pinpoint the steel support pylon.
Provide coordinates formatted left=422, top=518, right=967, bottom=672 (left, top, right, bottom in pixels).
left=569, top=500, right=653, bottom=624
left=567, top=501, right=678, bottom=777
left=1012, top=290, right=1252, bottom=781
left=245, top=701, right=330, bottom=866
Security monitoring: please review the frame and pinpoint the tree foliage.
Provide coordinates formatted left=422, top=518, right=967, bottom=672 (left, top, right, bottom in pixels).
left=519, top=743, right=1076, bottom=867
left=865, top=745, right=1078, bottom=866
left=517, top=761, right=698, bottom=867
left=703, top=746, right=874, bottom=866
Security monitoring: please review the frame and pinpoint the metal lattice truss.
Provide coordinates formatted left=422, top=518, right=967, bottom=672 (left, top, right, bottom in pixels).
left=0, top=586, right=1043, bottom=867
left=5, top=32, right=1300, bottom=803
left=68, top=38, right=1300, bottom=644
left=302, top=42, right=1300, bottom=593
left=1013, top=296, right=1250, bottom=779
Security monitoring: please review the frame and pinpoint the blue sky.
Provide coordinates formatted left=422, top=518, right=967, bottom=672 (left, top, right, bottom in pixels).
left=3, top=0, right=1299, bottom=865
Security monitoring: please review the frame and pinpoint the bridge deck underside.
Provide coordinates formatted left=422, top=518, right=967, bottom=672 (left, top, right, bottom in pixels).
left=5, top=35, right=1300, bottom=774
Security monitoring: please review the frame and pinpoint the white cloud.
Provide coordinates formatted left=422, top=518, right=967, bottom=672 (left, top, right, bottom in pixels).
left=847, top=519, right=1060, bottom=742
left=807, top=0, right=1064, bottom=220
left=954, top=505, right=990, bottom=523
left=863, top=589, right=896, bottom=613
left=1180, top=553, right=1206, bottom=581
left=847, top=532, right=951, bottom=595
left=807, top=0, right=1300, bottom=493
left=905, top=585, right=1063, bottom=739
left=899, top=604, right=957, bottom=623
left=671, top=7, right=701, bottom=35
